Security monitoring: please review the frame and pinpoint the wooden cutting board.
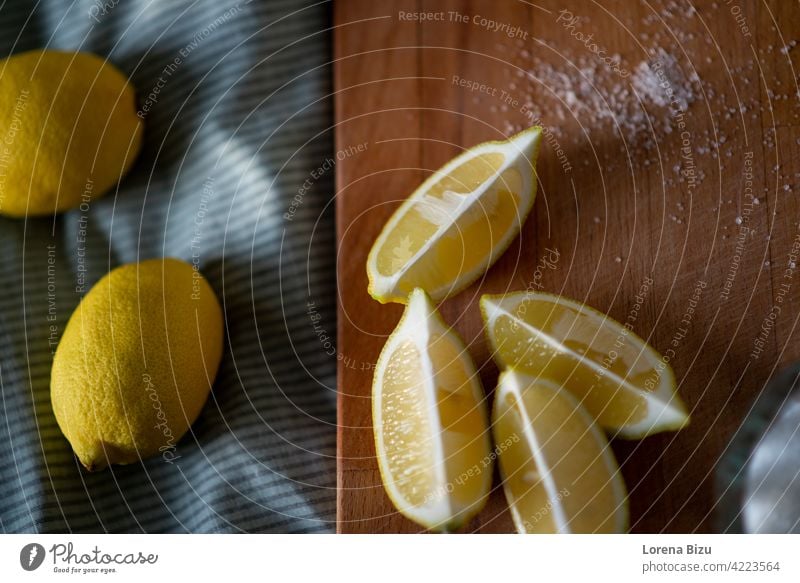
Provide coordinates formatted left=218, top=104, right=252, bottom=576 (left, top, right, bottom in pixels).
left=334, top=0, right=800, bottom=533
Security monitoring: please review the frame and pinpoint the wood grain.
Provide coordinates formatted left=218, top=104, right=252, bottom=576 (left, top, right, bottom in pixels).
left=335, top=0, right=800, bottom=533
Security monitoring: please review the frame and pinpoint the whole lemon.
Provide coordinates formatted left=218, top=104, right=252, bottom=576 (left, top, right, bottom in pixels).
left=0, top=50, right=142, bottom=217
left=51, top=258, right=223, bottom=470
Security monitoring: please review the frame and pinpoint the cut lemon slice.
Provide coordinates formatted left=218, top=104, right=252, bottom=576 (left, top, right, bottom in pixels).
left=493, top=370, right=628, bottom=533
left=373, top=288, right=492, bottom=531
left=367, top=127, right=542, bottom=304
left=481, top=291, right=689, bottom=438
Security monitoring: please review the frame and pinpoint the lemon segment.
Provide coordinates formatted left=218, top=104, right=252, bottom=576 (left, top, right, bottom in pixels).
left=368, top=127, right=542, bottom=304
left=481, top=292, right=689, bottom=438
left=493, top=370, right=628, bottom=533
left=373, top=288, right=492, bottom=531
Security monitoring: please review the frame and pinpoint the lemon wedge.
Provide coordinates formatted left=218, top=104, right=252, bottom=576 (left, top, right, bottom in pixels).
left=481, top=291, right=689, bottom=438
left=367, top=127, right=542, bottom=304
left=493, top=370, right=628, bottom=533
left=373, top=288, right=492, bottom=531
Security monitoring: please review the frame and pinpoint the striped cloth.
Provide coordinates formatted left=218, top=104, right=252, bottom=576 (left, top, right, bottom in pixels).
left=0, top=0, right=336, bottom=533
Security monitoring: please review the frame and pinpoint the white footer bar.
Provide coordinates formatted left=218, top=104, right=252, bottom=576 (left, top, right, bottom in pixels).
left=1, top=534, right=797, bottom=582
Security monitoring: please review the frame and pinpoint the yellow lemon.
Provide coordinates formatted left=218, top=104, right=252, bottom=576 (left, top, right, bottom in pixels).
left=493, top=370, right=628, bottom=533
left=0, top=50, right=142, bottom=217
left=367, top=127, right=542, bottom=304
left=373, top=288, right=492, bottom=531
left=51, top=258, right=223, bottom=470
left=481, top=291, right=689, bottom=438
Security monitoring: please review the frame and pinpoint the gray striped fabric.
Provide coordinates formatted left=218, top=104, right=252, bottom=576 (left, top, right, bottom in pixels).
left=0, top=0, right=336, bottom=533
